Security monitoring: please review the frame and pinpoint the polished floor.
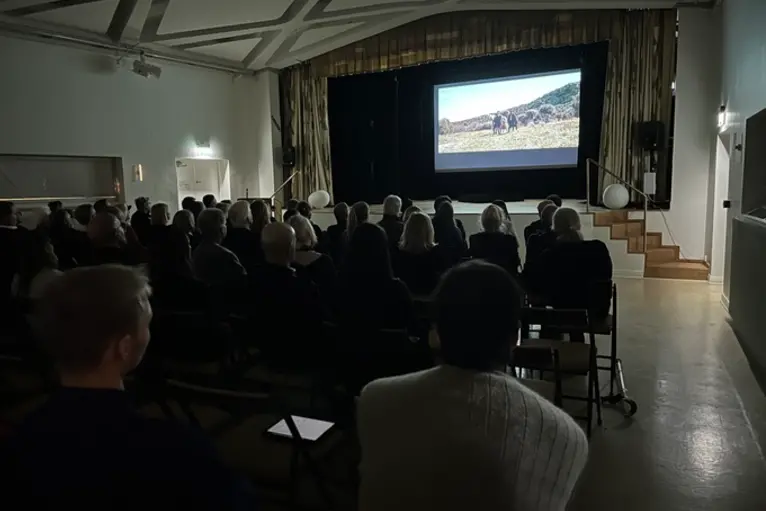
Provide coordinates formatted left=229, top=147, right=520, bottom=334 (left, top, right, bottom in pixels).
left=571, top=278, right=766, bottom=511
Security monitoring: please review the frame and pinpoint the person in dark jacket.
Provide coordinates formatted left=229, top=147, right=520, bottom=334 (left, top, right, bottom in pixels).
left=378, top=195, right=404, bottom=251
left=432, top=201, right=466, bottom=267
left=322, top=202, right=349, bottom=266
left=469, top=204, right=520, bottom=276
left=524, top=199, right=555, bottom=242
left=394, top=212, right=444, bottom=297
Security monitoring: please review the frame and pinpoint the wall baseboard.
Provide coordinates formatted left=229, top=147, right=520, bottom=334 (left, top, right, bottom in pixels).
left=613, top=270, right=644, bottom=279
left=709, top=274, right=723, bottom=283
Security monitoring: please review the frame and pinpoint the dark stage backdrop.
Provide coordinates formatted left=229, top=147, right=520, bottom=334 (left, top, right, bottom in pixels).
left=328, top=43, right=608, bottom=205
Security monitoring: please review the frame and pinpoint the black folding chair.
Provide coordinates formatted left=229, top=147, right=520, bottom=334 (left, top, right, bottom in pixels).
left=160, top=378, right=336, bottom=510
left=510, top=345, right=563, bottom=407
left=519, top=307, right=602, bottom=437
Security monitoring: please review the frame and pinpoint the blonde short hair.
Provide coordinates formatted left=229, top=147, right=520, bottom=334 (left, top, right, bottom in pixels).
left=403, top=205, right=421, bottom=223
left=553, top=207, right=583, bottom=241
left=228, top=200, right=253, bottom=229
left=288, top=214, right=317, bottom=249
left=480, top=204, right=505, bottom=233
left=383, top=195, right=402, bottom=216
left=150, top=203, right=170, bottom=226
left=400, top=212, right=435, bottom=254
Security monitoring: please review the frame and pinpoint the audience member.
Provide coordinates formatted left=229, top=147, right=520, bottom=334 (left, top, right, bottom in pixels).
left=297, top=200, right=323, bottom=241
left=72, top=203, right=94, bottom=232
left=546, top=194, right=563, bottom=207
left=524, top=199, right=555, bottom=242
left=401, top=197, right=414, bottom=213
left=432, top=201, right=465, bottom=266
left=181, top=196, right=196, bottom=212
left=394, top=212, right=444, bottom=296
left=149, top=227, right=208, bottom=311
left=189, top=200, right=205, bottom=222
left=468, top=204, right=520, bottom=275
left=93, top=198, right=109, bottom=214
left=539, top=208, right=613, bottom=320
left=322, top=202, right=348, bottom=265
left=491, top=199, right=518, bottom=238
left=4, top=265, right=254, bottom=509
left=47, top=201, right=63, bottom=214
left=85, top=212, right=138, bottom=266
left=48, top=209, right=78, bottom=269
left=336, top=223, right=414, bottom=331
left=289, top=214, right=336, bottom=299
left=524, top=203, right=558, bottom=272
left=172, top=209, right=199, bottom=250
left=202, top=194, right=217, bottom=209
left=378, top=195, right=403, bottom=251
left=222, top=201, right=261, bottom=274
left=433, top=195, right=466, bottom=240
left=192, top=208, right=246, bottom=287
left=402, top=205, right=421, bottom=223
left=283, top=198, right=300, bottom=222
left=0, top=201, right=22, bottom=300
left=11, top=233, right=62, bottom=300
left=249, top=200, right=270, bottom=235
left=357, top=260, right=589, bottom=511
left=215, top=202, right=231, bottom=217
left=348, top=201, right=370, bottom=240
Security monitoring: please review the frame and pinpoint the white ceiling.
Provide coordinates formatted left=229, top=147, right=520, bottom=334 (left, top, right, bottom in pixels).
left=0, top=0, right=677, bottom=72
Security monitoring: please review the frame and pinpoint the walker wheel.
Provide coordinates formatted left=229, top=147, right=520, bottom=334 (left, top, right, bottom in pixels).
left=623, top=399, right=638, bottom=417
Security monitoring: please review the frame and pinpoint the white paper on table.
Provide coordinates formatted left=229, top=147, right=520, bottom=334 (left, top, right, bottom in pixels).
left=267, top=416, right=334, bottom=441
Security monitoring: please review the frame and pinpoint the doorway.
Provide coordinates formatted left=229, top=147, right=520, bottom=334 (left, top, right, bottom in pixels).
left=710, top=135, right=730, bottom=290
left=175, top=157, right=231, bottom=209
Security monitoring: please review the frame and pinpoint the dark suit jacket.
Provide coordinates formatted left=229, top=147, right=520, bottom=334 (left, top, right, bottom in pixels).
left=468, top=232, right=521, bottom=275
left=222, top=228, right=263, bottom=275
left=378, top=215, right=404, bottom=250
left=192, top=241, right=247, bottom=287
left=524, top=219, right=543, bottom=242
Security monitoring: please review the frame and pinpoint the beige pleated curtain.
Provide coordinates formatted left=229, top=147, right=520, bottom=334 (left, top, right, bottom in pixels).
left=281, top=9, right=676, bottom=204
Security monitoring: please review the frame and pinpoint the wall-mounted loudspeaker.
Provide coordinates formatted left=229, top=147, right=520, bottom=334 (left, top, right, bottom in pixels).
left=635, top=121, right=665, bottom=151
left=282, top=146, right=296, bottom=168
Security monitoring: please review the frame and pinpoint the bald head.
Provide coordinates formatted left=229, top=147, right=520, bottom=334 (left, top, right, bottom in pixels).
left=261, top=222, right=296, bottom=266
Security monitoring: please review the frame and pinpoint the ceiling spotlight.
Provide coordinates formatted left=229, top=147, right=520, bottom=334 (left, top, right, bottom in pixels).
left=132, top=55, right=162, bottom=79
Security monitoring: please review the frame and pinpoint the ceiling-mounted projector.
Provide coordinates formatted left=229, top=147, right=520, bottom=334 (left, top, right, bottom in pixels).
left=132, top=57, right=162, bottom=79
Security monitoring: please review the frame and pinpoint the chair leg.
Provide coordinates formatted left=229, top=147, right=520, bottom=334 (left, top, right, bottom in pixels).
left=586, top=368, right=594, bottom=438
left=593, top=361, right=603, bottom=426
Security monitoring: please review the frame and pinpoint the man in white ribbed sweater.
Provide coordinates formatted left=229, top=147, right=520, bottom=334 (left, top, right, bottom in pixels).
left=358, top=260, right=589, bottom=511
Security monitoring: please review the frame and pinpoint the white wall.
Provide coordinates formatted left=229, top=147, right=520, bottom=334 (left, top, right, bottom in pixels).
left=709, top=135, right=730, bottom=282
left=0, top=36, right=278, bottom=209
left=669, top=8, right=722, bottom=261
left=716, top=0, right=766, bottom=298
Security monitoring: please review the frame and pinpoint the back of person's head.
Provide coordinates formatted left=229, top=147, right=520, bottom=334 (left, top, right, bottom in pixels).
left=93, top=199, right=109, bottom=214
left=215, top=202, right=231, bottom=216
left=202, top=194, right=217, bottom=208
left=540, top=204, right=558, bottom=229
left=37, top=265, right=152, bottom=376
left=348, top=201, right=370, bottom=238
left=49, top=209, right=73, bottom=237
left=434, top=200, right=455, bottom=222
left=150, top=203, right=170, bottom=226
left=261, top=222, right=295, bottom=266
left=151, top=227, right=193, bottom=280
left=105, top=205, right=127, bottom=226
left=114, top=203, right=129, bottom=219
left=88, top=211, right=125, bottom=247
left=545, top=194, right=563, bottom=208
left=491, top=199, right=510, bottom=219
left=48, top=201, right=63, bottom=213
left=344, top=222, right=392, bottom=282
left=250, top=200, right=270, bottom=234
left=434, top=195, right=452, bottom=213
left=197, top=208, right=226, bottom=243
left=400, top=212, right=435, bottom=254
left=480, top=204, right=505, bottom=233
left=553, top=207, right=583, bottom=242
left=383, top=195, right=402, bottom=217
left=297, top=200, right=312, bottom=219
left=181, top=196, right=196, bottom=211
left=333, top=202, right=349, bottom=226
left=403, top=205, right=421, bottom=223
left=172, top=209, right=195, bottom=234
left=17, top=233, right=59, bottom=294
left=189, top=200, right=205, bottom=221
left=0, top=201, right=17, bottom=227
left=135, top=196, right=150, bottom=213
left=286, top=198, right=299, bottom=211
left=434, top=260, right=522, bottom=371
left=227, top=200, right=252, bottom=229
left=73, top=203, right=94, bottom=227
left=401, top=197, right=414, bottom=212
left=288, top=214, right=318, bottom=250
left=536, top=199, right=555, bottom=217
left=221, top=199, right=232, bottom=205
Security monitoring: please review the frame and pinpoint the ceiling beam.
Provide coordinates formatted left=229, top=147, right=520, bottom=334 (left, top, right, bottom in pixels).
left=5, top=0, right=102, bottom=17
left=140, top=0, right=168, bottom=41
left=106, top=0, right=138, bottom=42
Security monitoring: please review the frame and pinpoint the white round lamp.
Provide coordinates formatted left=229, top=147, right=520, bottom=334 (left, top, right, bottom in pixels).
left=308, top=190, right=331, bottom=209
left=602, top=183, right=630, bottom=210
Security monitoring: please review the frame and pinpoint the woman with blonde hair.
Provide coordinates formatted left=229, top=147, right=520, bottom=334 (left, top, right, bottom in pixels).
left=222, top=200, right=261, bottom=273
left=288, top=214, right=336, bottom=298
left=468, top=204, right=520, bottom=276
left=553, top=207, right=584, bottom=242
left=394, top=212, right=445, bottom=296
left=402, top=205, right=421, bottom=223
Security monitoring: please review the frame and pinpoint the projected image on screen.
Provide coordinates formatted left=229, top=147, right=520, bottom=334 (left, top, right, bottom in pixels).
left=434, top=69, right=581, bottom=172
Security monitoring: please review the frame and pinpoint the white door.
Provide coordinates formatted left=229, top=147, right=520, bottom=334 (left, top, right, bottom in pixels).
left=176, top=158, right=230, bottom=208
left=710, top=135, right=730, bottom=284
left=191, top=160, right=221, bottom=200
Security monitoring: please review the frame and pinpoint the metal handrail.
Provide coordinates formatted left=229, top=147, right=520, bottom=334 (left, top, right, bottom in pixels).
left=585, top=158, right=650, bottom=254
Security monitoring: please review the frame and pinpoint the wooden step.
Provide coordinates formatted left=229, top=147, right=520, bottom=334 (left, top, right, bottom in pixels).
left=611, top=220, right=644, bottom=240
left=627, top=232, right=663, bottom=253
left=644, top=260, right=709, bottom=280
left=645, top=245, right=680, bottom=264
left=593, top=210, right=629, bottom=227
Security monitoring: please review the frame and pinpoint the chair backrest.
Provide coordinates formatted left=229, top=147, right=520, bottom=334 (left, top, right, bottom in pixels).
left=511, top=345, right=560, bottom=372
left=520, top=307, right=590, bottom=335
